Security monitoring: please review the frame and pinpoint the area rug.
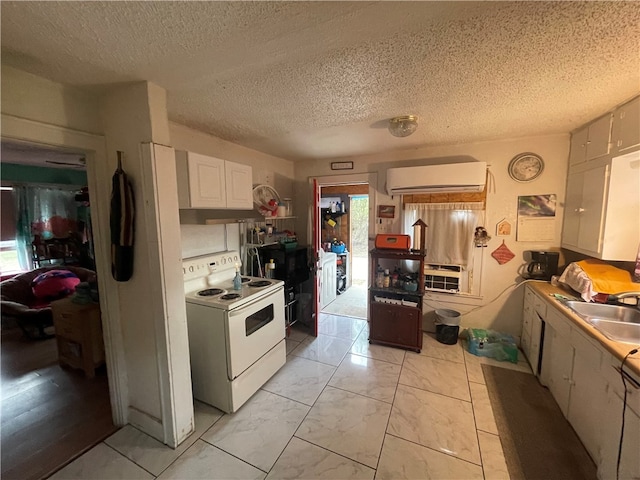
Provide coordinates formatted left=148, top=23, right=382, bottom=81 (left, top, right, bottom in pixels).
left=482, top=364, right=597, bottom=480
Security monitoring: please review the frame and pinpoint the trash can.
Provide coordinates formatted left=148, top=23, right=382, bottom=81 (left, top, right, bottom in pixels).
left=435, top=309, right=461, bottom=345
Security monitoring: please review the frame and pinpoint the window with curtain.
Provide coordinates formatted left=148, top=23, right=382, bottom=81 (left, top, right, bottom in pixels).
left=404, top=202, right=485, bottom=295
left=13, top=185, right=78, bottom=270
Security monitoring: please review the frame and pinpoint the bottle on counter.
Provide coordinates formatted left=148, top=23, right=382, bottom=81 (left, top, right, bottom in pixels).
left=375, top=264, right=384, bottom=288
left=331, top=202, right=336, bottom=213
left=233, top=264, right=242, bottom=290
left=391, top=268, right=399, bottom=288
left=383, top=269, right=390, bottom=288
left=266, top=258, right=276, bottom=279
left=341, top=202, right=346, bottom=213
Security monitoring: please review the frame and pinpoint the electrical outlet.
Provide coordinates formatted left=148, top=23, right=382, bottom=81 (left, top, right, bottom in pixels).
left=264, top=172, right=272, bottom=185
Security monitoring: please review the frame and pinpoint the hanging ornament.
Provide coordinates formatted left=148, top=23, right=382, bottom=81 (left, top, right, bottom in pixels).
left=474, top=226, right=491, bottom=247
left=491, top=240, right=515, bottom=265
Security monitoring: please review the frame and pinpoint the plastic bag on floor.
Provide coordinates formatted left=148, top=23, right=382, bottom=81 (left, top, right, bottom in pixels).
left=465, top=328, right=518, bottom=363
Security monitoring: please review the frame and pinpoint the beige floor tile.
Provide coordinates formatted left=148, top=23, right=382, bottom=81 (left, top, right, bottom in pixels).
left=399, top=354, right=470, bottom=401
left=49, top=443, right=153, bottom=480
left=290, top=333, right=353, bottom=366
left=329, top=353, right=401, bottom=403
left=157, top=440, right=265, bottom=479
left=469, top=382, right=498, bottom=435
left=261, top=355, right=335, bottom=406
left=377, top=434, right=484, bottom=479
left=419, top=333, right=465, bottom=363
left=350, top=329, right=406, bottom=365
left=478, top=431, right=510, bottom=480
left=201, top=390, right=309, bottom=472
left=296, top=386, right=391, bottom=468
left=285, top=337, right=301, bottom=355
left=266, top=437, right=374, bottom=480
left=318, top=313, right=367, bottom=340
left=105, top=401, right=223, bottom=475
left=388, top=384, right=480, bottom=465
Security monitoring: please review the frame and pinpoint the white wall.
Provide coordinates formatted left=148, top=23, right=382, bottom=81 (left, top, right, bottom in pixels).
left=1, top=66, right=103, bottom=134
left=295, top=134, right=570, bottom=336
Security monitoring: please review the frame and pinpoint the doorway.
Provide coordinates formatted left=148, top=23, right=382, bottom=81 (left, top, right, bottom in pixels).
left=318, top=184, right=369, bottom=320
left=0, top=139, right=116, bottom=479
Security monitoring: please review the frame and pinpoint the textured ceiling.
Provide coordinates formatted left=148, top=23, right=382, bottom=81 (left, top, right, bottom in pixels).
left=2, top=1, right=639, bottom=162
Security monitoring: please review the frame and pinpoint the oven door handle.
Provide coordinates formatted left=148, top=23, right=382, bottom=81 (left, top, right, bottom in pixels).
left=227, top=288, right=283, bottom=317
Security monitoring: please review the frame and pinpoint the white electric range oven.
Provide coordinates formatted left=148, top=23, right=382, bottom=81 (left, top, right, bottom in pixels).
left=183, top=250, right=286, bottom=413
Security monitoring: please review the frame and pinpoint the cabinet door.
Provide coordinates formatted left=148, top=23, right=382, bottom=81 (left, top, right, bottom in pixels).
left=585, top=114, right=612, bottom=161
left=543, top=326, right=574, bottom=417
left=612, top=96, right=640, bottom=153
left=600, top=388, right=640, bottom=479
left=369, top=302, right=419, bottom=347
left=566, top=335, right=606, bottom=464
left=184, top=152, right=226, bottom=208
left=225, top=161, right=253, bottom=209
left=569, top=127, right=588, bottom=167
left=577, top=164, right=608, bottom=253
left=561, top=171, right=584, bottom=248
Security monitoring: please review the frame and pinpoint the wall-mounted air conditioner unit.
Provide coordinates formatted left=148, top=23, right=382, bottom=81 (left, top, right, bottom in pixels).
left=423, top=264, right=462, bottom=293
left=386, top=162, right=487, bottom=195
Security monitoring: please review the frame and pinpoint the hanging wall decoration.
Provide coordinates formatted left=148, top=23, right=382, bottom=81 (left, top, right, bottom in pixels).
left=110, top=151, right=135, bottom=281
left=496, top=218, right=512, bottom=236
left=491, top=240, right=515, bottom=265
left=474, top=226, right=491, bottom=247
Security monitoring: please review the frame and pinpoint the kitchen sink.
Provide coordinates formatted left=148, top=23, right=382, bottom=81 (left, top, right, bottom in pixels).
left=563, top=301, right=640, bottom=344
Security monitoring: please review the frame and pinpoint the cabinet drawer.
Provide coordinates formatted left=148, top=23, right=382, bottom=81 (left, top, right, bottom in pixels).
left=53, top=313, right=83, bottom=342
left=525, top=286, right=535, bottom=305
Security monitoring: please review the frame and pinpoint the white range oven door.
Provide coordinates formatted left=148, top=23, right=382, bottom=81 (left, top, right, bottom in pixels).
left=226, top=287, right=285, bottom=379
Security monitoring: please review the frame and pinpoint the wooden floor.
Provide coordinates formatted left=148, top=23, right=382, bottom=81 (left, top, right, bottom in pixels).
left=1, top=327, right=117, bottom=480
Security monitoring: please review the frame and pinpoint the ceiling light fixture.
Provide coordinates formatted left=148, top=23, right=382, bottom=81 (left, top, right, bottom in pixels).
left=388, top=115, right=419, bottom=137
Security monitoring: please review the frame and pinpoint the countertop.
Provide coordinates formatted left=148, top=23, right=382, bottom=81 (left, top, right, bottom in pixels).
left=529, top=281, right=640, bottom=378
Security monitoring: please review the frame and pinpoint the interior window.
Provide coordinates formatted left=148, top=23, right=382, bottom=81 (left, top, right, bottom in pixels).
left=403, top=202, right=485, bottom=295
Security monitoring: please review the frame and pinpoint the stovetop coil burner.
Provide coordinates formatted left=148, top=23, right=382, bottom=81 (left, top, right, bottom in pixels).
left=241, top=277, right=251, bottom=283
left=198, top=288, right=225, bottom=297
left=248, top=280, right=271, bottom=288
left=220, top=293, right=242, bottom=300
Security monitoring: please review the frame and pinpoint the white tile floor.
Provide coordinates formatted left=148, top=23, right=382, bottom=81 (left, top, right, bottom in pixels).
left=50, top=314, right=534, bottom=479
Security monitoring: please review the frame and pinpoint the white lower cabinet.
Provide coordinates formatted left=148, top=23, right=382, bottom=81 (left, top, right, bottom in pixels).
left=541, top=322, right=574, bottom=417
left=530, top=292, right=640, bottom=479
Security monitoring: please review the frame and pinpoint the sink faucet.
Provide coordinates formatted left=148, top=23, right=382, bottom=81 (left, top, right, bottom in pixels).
left=608, top=291, right=640, bottom=308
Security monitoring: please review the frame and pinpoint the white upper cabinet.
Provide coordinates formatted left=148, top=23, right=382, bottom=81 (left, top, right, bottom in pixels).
left=224, top=161, right=253, bottom=209
left=561, top=151, right=640, bottom=261
left=176, top=151, right=253, bottom=209
left=611, top=96, right=640, bottom=154
left=569, top=114, right=612, bottom=167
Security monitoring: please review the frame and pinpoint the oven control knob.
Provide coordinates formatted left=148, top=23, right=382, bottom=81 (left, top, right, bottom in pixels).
left=189, top=266, right=194, bottom=272
left=228, top=256, right=233, bottom=264
left=221, top=258, right=226, bottom=265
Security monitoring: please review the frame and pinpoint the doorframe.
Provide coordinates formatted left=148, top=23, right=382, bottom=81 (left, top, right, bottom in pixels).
left=1, top=113, right=128, bottom=425
left=309, top=172, right=377, bottom=322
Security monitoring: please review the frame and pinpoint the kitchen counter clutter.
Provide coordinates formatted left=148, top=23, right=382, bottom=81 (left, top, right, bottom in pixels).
left=523, top=281, right=640, bottom=479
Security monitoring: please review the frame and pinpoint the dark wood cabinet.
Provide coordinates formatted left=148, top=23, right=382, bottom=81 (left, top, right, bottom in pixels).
left=368, top=249, right=424, bottom=352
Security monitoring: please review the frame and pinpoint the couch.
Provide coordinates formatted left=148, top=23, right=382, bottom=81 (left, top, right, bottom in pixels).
left=1, top=266, right=96, bottom=339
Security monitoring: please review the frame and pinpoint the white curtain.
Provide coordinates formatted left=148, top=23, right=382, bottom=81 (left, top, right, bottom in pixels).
left=404, top=203, right=484, bottom=266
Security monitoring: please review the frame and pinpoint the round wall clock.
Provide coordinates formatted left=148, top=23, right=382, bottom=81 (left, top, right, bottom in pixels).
left=508, top=153, right=544, bottom=182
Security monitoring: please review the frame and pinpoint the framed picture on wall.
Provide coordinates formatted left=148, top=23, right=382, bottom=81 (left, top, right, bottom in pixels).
left=377, top=205, right=395, bottom=218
